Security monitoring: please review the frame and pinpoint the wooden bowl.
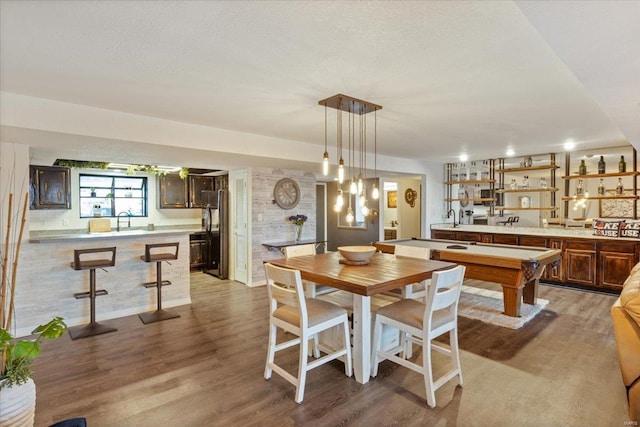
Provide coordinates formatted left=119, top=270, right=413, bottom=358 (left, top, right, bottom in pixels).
left=337, top=246, right=376, bottom=262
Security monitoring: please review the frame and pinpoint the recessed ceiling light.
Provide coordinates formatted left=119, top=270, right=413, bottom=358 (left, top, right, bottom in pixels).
left=459, top=154, right=468, bottom=162
left=506, top=148, right=515, bottom=157
left=564, top=140, right=576, bottom=150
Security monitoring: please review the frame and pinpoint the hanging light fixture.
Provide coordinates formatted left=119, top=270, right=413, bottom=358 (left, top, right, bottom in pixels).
left=318, top=94, right=382, bottom=220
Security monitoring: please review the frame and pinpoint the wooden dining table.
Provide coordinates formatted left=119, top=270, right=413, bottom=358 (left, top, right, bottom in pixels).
left=267, top=251, right=456, bottom=384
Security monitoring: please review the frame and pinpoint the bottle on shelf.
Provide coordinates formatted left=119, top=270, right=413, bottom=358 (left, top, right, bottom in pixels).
left=616, top=177, right=624, bottom=194
left=598, top=178, right=605, bottom=196
left=579, top=160, right=587, bottom=175
left=576, top=178, right=584, bottom=197
left=459, top=163, right=468, bottom=181
left=539, top=177, right=547, bottom=188
left=598, top=156, right=606, bottom=174
left=473, top=184, right=481, bottom=199
left=510, top=179, right=517, bottom=190
left=481, top=160, right=490, bottom=180
left=458, top=184, right=467, bottom=200
left=451, top=163, right=459, bottom=181
left=619, top=155, right=626, bottom=173
left=469, top=161, right=478, bottom=180
left=522, top=175, right=529, bottom=188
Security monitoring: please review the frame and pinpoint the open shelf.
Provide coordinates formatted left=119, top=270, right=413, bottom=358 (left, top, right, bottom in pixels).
left=445, top=198, right=496, bottom=202
left=444, top=179, right=495, bottom=185
left=561, top=195, right=639, bottom=201
left=562, top=171, right=639, bottom=180
left=495, top=206, right=558, bottom=211
left=495, top=187, right=559, bottom=193
left=496, top=164, right=559, bottom=173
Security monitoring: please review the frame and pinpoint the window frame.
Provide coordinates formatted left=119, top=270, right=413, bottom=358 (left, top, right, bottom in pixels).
left=79, top=173, right=148, bottom=218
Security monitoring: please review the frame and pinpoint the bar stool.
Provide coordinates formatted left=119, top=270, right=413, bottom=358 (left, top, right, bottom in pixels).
left=138, top=242, right=180, bottom=324
left=68, top=247, right=117, bottom=340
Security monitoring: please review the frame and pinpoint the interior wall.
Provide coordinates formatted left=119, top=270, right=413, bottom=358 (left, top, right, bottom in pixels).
left=396, top=178, right=422, bottom=239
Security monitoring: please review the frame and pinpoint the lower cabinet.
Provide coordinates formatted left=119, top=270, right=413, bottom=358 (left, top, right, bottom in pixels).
left=189, top=233, right=208, bottom=269
left=599, top=241, right=636, bottom=292
left=564, top=241, right=597, bottom=288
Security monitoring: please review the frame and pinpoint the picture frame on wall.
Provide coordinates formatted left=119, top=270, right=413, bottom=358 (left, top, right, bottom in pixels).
left=387, top=191, right=397, bottom=208
left=599, top=189, right=636, bottom=218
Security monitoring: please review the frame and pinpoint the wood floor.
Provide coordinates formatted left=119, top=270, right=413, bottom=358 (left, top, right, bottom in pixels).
left=31, top=272, right=628, bottom=426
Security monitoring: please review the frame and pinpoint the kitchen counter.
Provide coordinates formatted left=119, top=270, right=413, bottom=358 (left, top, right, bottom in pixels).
left=29, top=226, right=204, bottom=243
left=430, top=223, right=633, bottom=241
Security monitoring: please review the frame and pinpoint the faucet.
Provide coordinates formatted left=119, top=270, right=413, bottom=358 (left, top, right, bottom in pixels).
left=117, top=211, right=130, bottom=232
left=447, top=208, right=458, bottom=228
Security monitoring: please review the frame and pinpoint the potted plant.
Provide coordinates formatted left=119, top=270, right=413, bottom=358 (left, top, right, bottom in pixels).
left=1, top=192, right=67, bottom=425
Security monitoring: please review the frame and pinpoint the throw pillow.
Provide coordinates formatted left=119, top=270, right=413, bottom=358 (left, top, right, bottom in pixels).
left=620, top=220, right=640, bottom=239
left=592, top=219, right=624, bottom=238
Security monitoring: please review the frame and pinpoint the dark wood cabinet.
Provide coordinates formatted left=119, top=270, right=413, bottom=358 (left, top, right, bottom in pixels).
left=189, top=175, right=216, bottom=208
left=598, top=241, right=637, bottom=291
left=563, top=241, right=597, bottom=287
left=29, top=165, right=71, bottom=209
left=455, top=232, right=482, bottom=242
left=431, top=230, right=456, bottom=240
left=493, top=234, right=519, bottom=245
left=545, top=239, right=564, bottom=281
left=159, top=174, right=216, bottom=208
left=189, top=232, right=208, bottom=269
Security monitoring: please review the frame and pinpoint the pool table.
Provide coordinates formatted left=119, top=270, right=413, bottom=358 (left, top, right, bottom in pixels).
left=374, top=238, right=562, bottom=317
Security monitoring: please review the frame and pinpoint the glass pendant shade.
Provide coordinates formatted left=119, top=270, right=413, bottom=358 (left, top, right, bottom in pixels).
left=372, top=185, right=379, bottom=200
left=338, top=160, right=345, bottom=184
left=362, top=204, right=369, bottom=216
left=322, top=152, right=329, bottom=176
left=346, top=208, right=354, bottom=224
left=350, top=180, right=357, bottom=195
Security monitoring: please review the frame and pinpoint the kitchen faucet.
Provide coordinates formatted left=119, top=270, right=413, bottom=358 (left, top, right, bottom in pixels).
left=117, top=211, right=130, bottom=232
left=446, top=208, right=458, bottom=228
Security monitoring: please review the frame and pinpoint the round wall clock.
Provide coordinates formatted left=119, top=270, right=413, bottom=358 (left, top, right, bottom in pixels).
left=273, top=178, right=300, bottom=210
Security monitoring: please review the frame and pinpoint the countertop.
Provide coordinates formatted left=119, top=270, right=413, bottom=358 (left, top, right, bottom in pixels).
left=430, top=223, right=634, bottom=241
left=29, top=226, right=207, bottom=243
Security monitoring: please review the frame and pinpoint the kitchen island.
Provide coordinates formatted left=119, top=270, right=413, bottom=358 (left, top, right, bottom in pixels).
left=429, top=223, right=637, bottom=293
left=12, top=227, right=197, bottom=336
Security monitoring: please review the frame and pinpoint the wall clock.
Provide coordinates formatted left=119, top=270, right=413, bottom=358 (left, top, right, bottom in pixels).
left=273, top=178, right=300, bottom=210
left=405, top=188, right=418, bottom=208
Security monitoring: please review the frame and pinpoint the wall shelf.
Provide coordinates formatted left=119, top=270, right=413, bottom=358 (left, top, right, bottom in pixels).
left=561, top=195, right=639, bottom=201
left=444, top=179, right=495, bottom=185
left=495, top=206, right=558, bottom=211
left=496, top=187, right=559, bottom=194
left=561, top=171, right=639, bottom=180
left=496, top=164, right=559, bottom=173
left=445, top=198, right=496, bottom=202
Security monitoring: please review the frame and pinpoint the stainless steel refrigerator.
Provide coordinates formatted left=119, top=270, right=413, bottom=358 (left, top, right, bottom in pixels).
left=202, top=189, right=228, bottom=279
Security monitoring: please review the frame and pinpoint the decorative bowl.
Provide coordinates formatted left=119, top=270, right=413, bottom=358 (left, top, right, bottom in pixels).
left=337, top=246, right=377, bottom=262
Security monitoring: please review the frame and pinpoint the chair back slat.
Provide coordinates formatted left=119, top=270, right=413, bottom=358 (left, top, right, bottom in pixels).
left=394, top=244, right=429, bottom=260
left=264, top=263, right=306, bottom=319
left=284, top=244, right=316, bottom=258
left=424, top=265, right=466, bottom=318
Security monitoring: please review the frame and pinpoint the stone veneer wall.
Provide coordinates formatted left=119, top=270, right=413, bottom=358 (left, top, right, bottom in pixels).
left=250, top=167, right=317, bottom=286
left=12, top=233, right=191, bottom=337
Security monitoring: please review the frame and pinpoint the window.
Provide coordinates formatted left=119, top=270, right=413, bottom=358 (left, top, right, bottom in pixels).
left=79, top=174, right=148, bottom=218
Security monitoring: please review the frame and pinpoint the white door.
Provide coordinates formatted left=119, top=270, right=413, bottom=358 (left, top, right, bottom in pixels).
left=231, top=169, right=249, bottom=284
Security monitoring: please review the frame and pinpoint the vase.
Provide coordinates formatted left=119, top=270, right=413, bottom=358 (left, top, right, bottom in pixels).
left=0, top=378, right=36, bottom=427
left=294, top=224, right=303, bottom=243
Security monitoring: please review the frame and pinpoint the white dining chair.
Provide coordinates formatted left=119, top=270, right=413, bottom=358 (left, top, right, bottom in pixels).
left=263, top=262, right=352, bottom=404
left=283, top=244, right=336, bottom=298
left=371, top=265, right=466, bottom=407
left=392, top=244, right=431, bottom=300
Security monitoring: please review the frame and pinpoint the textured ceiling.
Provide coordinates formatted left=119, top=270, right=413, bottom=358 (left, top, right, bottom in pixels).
left=0, top=1, right=638, bottom=173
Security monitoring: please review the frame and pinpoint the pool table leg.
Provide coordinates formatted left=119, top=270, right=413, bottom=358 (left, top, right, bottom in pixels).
left=522, top=278, right=539, bottom=305
left=501, top=285, right=523, bottom=317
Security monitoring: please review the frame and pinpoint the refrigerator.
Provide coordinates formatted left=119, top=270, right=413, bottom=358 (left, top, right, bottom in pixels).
left=202, top=189, right=228, bottom=279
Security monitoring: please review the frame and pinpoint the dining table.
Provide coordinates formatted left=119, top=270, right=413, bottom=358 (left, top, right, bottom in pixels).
left=267, top=251, right=456, bottom=384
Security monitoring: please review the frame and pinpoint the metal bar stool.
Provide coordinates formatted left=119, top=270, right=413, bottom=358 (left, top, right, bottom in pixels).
left=138, top=242, right=181, bottom=324
left=68, top=247, right=117, bottom=340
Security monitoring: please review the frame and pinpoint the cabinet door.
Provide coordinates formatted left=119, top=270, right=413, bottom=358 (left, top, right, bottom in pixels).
left=455, top=232, right=482, bottom=242
left=158, top=174, right=188, bottom=208
left=30, top=166, right=71, bottom=209
left=190, top=240, right=207, bottom=268
left=598, top=241, right=637, bottom=291
left=190, top=176, right=215, bottom=208
left=545, top=239, right=563, bottom=281
left=564, top=241, right=597, bottom=287
left=481, top=234, right=493, bottom=243
left=519, top=236, right=547, bottom=248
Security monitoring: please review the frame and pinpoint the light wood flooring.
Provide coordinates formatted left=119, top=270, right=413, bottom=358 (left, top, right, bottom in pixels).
left=31, top=272, right=629, bottom=426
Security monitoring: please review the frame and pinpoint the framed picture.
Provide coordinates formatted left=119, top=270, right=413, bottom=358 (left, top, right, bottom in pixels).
left=599, top=189, right=636, bottom=218
left=387, top=191, right=397, bottom=208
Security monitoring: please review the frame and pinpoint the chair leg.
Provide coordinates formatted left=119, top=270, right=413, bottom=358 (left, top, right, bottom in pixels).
left=450, top=328, right=463, bottom=386
left=264, top=323, right=277, bottom=379
left=295, top=334, right=309, bottom=403
left=343, top=319, right=353, bottom=377
left=311, top=335, right=321, bottom=358
left=423, top=339, right=436, bottom=408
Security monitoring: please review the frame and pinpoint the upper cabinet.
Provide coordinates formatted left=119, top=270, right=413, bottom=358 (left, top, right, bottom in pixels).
left=158, top=173, right=224, bottom=208
left=29, top=165, right=71, bottom=210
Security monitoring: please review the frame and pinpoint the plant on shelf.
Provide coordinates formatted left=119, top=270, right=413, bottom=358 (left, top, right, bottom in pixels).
left=288, top=214, right=307, bottom=243
left=1, top=192, right=67, bottom=425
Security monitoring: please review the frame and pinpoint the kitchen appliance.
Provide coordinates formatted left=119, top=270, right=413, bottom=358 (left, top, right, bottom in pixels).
left=202, top=189, right=228, bottom=279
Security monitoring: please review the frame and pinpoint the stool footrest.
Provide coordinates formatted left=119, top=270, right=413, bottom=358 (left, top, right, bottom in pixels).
left=142, top=280, right=172, bottom=288
left=73, top=289, right=108, bottom=299
left=138, top=309, right=181, bottom=324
